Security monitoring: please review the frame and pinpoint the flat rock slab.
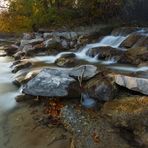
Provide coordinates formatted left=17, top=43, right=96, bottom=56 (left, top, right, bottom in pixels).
left=115, top=74, right=148, bottom=95
left=22, top=65, right=98, bottom=97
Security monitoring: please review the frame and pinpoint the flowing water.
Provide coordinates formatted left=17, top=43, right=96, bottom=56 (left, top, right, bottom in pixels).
left=1, top=29, right=148, bottom=112
left=0, top=29, right=148, bottom=113
left=0, top=55, right=19, bottom=115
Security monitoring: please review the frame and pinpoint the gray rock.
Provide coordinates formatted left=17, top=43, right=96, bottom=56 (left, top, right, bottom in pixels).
left=22, top=45, right=34, bottom=53
left=20, top=38, right=44, bottom=47
left=43, top=38, right=60, bottom=48
left=23, top=33, right=33, bottom=40
left=22, top=68, right=79, bottom=97
left=43, top=32, right=78, bottom=40
left=13, top=51, right=25, bottom=60
left=22, top=65, right=98, bottom=97
left=115, top=74, right=148, bottom=95
left=85, top=75, right=117, bottom=101
left=69, top=65, right=98, bottom=80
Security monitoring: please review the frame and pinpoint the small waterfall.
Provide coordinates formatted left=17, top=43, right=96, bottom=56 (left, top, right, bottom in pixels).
left=31, top=34, right=128, bottom=64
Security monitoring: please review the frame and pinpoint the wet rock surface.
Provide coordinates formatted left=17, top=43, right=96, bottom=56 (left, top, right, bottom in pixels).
left=84, top=74, right=117, bottom=101
left=115, top=74, right=148, bottom=95
left=22, top=65, right=98, bottom=97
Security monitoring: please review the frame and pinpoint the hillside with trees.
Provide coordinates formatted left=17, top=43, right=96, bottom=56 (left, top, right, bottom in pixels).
left=0, top=0, right=147, bottom=32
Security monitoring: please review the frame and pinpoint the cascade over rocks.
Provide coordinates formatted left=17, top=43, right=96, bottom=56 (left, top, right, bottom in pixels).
left=86, top=46, right=124, bottom=60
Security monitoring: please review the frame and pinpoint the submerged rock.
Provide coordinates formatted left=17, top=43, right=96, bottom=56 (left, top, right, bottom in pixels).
left=115, top=74, right=148, bottom=95
left=55, top=53, right=77, bottom=67
left=4, top=44, right=19, bottom=56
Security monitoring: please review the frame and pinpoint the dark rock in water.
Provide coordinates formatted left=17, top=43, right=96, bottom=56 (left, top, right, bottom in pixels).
left=118, top=52, right=140, bottom=65
left=86, top=46, right=124, bottom=60
left=22, top=65, right=98, bottom=98
left=55, top=53, right=78, bottom=67
left=13, top=51, right=25, bottom=60
left=120, top=33, right=145, bottom=48
left=84, top=75, right=117, bottom=101
left=115, top=74, right=148, bottom=95
left=11, top=60, right=21, bottom=67
left=4, top=44, right=19, bottom=56
left=118, top=46, right=148, bottom=65
left=12, top=61, right=32, bottom=73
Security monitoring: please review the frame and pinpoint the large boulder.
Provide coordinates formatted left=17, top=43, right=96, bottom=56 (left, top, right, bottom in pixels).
left=115, top=74, right=148, bottom=95
left=133, top=35, right=148, bottom=48
left=22, top=65, right=98, bottom=98
left=84, top=74, right=117, bottom=101
left=118, top=47, right=148, bottom=65
left=120, top=33, right=145, bottom=48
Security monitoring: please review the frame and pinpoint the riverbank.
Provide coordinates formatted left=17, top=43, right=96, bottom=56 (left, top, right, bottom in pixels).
left=0, top=25, right=148, bottom=148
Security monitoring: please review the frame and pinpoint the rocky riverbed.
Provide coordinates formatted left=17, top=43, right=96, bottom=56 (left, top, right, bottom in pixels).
left=0, top=26, right=148, bottom=148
